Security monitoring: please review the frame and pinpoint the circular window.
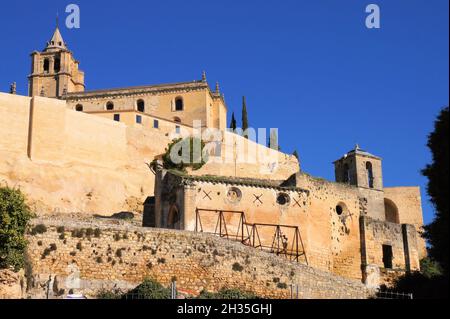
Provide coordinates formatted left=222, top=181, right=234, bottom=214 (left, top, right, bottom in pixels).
left=227, top=187, right=242, bottom=203
left=335, top=202, right=349, bottom=216
left=106, top=102, right=114, bottom=111
left=277, top=193, right=290, bottom=206
left=75, top=104, right=83, bottom=112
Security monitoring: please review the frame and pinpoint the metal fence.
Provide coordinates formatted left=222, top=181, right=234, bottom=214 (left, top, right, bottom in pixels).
left=375, top=290, right=413, bottom=300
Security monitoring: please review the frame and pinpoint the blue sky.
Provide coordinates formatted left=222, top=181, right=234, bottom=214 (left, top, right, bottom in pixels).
left=0, top=1, right=448, bottom=226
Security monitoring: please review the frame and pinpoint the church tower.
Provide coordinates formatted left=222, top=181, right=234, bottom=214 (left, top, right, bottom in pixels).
left=28, top=26, right=85, bottom=98
left=334, top=145, right=383, bottom=191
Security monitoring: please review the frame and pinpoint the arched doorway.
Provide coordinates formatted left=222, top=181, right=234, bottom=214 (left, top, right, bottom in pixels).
left=167, top=204, right=180, bottom=229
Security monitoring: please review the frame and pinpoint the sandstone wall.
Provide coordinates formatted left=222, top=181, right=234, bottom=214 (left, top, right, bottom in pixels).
left=1, top=93, right=298, bottom=216
left=361, top=216, right=420, bottom=285
left=25, top=217, right=371, bottom=299
left=384, top=187, right=426, bottom=258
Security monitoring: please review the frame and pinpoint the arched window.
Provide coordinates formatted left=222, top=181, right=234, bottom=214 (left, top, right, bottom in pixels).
left=384, top=199, right=400, bottom=224
left=343, top=164, right=350, bottom=184
left=106, top=102, right=114, bottom=111
left=54, top=57, right=61, bottom=73
left=137, top=99, right=145, bottom=113
left=43, top=58, right=50, bottom=73
left=75, top=104, right=83, bottom=112
left=173, top=117, right=181, bottom=123
left=175, top=97, right=184, bottom=111
left=366, top=162, right=374, bottom=188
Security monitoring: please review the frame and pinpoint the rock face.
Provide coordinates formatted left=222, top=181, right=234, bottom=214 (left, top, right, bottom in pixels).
left=24, top=217, right=372, bottom=299
left=0, top=269, right=25, bottom=299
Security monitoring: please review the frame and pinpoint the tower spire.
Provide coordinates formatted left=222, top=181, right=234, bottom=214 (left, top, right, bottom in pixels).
left=45, top=23, right=68, bottom=51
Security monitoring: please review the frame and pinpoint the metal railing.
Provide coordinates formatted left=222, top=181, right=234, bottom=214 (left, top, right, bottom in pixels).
left=195, top=208, right=308, bottom=265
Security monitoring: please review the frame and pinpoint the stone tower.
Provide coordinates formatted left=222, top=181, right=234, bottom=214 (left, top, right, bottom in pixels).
left=333, top=145, right=383, bottom=191
left=28, top=26, right=85, bottom=98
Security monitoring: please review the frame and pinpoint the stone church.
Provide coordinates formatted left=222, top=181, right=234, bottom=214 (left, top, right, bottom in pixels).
left=0, top=26, right=426, bottom=289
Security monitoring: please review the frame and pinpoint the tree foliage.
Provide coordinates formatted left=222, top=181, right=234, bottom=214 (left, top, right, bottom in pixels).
left=161, top=137, right=209, bottom=172
left=123, top=278, right=171, bottom=299
left=242, top=96, right=249, bottom=138
left=0, top=185, right=33, bottom=271
left=229, top=112, right=237, bottom=131
left=422, top=106, right=449, bottom=275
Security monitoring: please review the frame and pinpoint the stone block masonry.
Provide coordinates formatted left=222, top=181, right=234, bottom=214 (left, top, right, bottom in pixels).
left=25, top=217, right=372, bottom=299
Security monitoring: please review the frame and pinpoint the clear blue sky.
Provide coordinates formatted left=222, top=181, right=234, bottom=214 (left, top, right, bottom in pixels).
left=0, top=1, right=448, bottom=226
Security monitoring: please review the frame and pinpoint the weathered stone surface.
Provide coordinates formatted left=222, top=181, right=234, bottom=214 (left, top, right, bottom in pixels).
left=25, top=217, right=372, bottom=299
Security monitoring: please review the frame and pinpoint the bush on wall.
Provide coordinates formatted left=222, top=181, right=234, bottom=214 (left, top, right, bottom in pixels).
left=0, top=185, right=33, bottom=271
left=161, top=137, right=209, bottom=172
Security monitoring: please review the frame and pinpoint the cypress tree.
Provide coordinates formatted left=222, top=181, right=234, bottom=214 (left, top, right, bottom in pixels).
left=242, top=96, right=249, bottom=138
left=229, top=112, right=237, bottom=131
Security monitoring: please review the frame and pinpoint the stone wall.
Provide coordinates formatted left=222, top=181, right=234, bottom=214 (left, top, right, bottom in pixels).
left=360, top=216, right=420, bottom=286
left=0, top=93, right=298, bottom=216
left=25, top=217, right=371, bottom=299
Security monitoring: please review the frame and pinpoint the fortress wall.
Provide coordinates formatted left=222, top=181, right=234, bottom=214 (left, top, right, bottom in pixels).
left=295, top=173, right=364, bottom=280
left=193, top=131, right=300, bottom=180
left=63, top=109, right=128, bottom=167
left=383, top=186, right=426, bottom=258
left=361, top=217, right=420, bottom=281
left=0, top=93, right=31, bottom=155
left=1, top=93, right=299, bottom=216
left=25, top=217, right=371, bottom=299
left=0, top=94, right=166, bottom=214
left=157, top=171, right=363, bottom=280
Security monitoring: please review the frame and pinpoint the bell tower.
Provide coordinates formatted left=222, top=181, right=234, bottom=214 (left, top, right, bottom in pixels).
left=334, top=145, right=383, bottom=191
left=28, top=25, right=85, bottom=98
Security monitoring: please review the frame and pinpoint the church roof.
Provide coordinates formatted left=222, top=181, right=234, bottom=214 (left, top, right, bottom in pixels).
left=167, top=170, right=309, bottom=193
left=64, top=80, right=211, bottom=100
left=334, top=144, right=382, bottom=163
left=45, top=27, right=68, bottom=51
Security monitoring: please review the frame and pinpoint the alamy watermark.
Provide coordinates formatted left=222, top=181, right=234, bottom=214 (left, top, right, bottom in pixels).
left=366, top=4, right=381, bottom=29
left=65, top=4, right=80, bottom=29
left=165, top=121, right=283, bottom=175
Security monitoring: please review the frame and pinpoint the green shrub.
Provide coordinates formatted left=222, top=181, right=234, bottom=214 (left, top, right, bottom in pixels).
left=232, top=262, right=244, bottom=272
left=31, top=224, right=47, bottom=235
left=161, top=137, right=209, bottom=172
left=96, top=288, right=123, bottom=299
left=420, top=258, right=443, bottom=278
left=0, top=186, right=33, bottom=271
left=277, top=282, right=288, bottom=289
left=123, top=278, right=171, bottom=299
left=94, top=228, right=102, bottom=238
left=197, top=288, right=259, bottom=299
left=85, top=228, right=94, bottom=237
left=71, top=229, right=85, bottom=238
